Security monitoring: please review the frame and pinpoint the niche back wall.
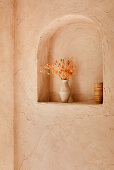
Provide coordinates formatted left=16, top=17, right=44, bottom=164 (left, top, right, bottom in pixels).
left=49, top=22, right=102, bottom=102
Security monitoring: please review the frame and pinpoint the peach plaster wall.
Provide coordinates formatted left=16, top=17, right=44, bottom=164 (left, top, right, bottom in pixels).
left=15, top=0, right=114, bottom=170
left=0, top=0, right=14, bottom=170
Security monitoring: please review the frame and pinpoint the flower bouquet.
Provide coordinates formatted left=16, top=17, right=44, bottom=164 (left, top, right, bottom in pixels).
left=40, top=58, right=76, bottom=102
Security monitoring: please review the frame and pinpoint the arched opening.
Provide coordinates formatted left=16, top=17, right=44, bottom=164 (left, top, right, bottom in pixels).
left=37, top=15, right=104, bottom=103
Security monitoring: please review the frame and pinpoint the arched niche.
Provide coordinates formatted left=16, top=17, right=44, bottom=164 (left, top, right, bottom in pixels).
left=37, top=15, right=106, bottom=103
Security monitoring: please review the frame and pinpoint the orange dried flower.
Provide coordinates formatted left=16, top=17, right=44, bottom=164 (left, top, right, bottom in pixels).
left=40, top=58, right=76, bottom=80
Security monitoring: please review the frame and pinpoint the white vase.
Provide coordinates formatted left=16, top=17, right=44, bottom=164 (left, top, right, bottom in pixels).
left=59, top=80, right=70, bottom=103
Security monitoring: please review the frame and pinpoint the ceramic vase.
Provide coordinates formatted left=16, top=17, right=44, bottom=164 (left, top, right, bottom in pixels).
left=59, top=80, right=70, bottom=103
left=94, top=82, right=103, bottom=104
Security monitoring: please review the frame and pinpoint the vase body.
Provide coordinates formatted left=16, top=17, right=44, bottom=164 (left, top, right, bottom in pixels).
left=94, top=82, right=103, bottom=104
left=59, top=80, right=70, bottom=103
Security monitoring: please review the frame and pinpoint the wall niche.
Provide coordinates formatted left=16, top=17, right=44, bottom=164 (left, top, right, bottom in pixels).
left=37, top=15, right=103, bottom=103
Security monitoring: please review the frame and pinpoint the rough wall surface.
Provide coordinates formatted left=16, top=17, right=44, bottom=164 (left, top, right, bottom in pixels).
left=15, top=0, right=114, bottom=170
left=0, top=0, right=14, bottom=170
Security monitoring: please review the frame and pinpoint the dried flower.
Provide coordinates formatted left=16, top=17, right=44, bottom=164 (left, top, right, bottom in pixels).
left=40, top=58, right=76, bottom=80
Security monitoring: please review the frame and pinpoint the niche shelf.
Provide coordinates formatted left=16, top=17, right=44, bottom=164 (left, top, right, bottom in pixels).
left=37, top=15, right=105, bottom=104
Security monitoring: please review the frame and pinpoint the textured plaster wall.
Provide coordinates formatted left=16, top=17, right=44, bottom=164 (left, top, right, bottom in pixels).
left=15, top=0, right=114, bottom=170
left=0, top=0, right=14, bottom=170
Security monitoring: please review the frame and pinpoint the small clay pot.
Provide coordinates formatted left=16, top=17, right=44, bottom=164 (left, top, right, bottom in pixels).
left=94, top=82, right=103, bottom=104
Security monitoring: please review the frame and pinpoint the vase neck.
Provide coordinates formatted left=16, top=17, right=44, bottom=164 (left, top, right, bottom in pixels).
left=61, top=80, right=68, bottom=83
